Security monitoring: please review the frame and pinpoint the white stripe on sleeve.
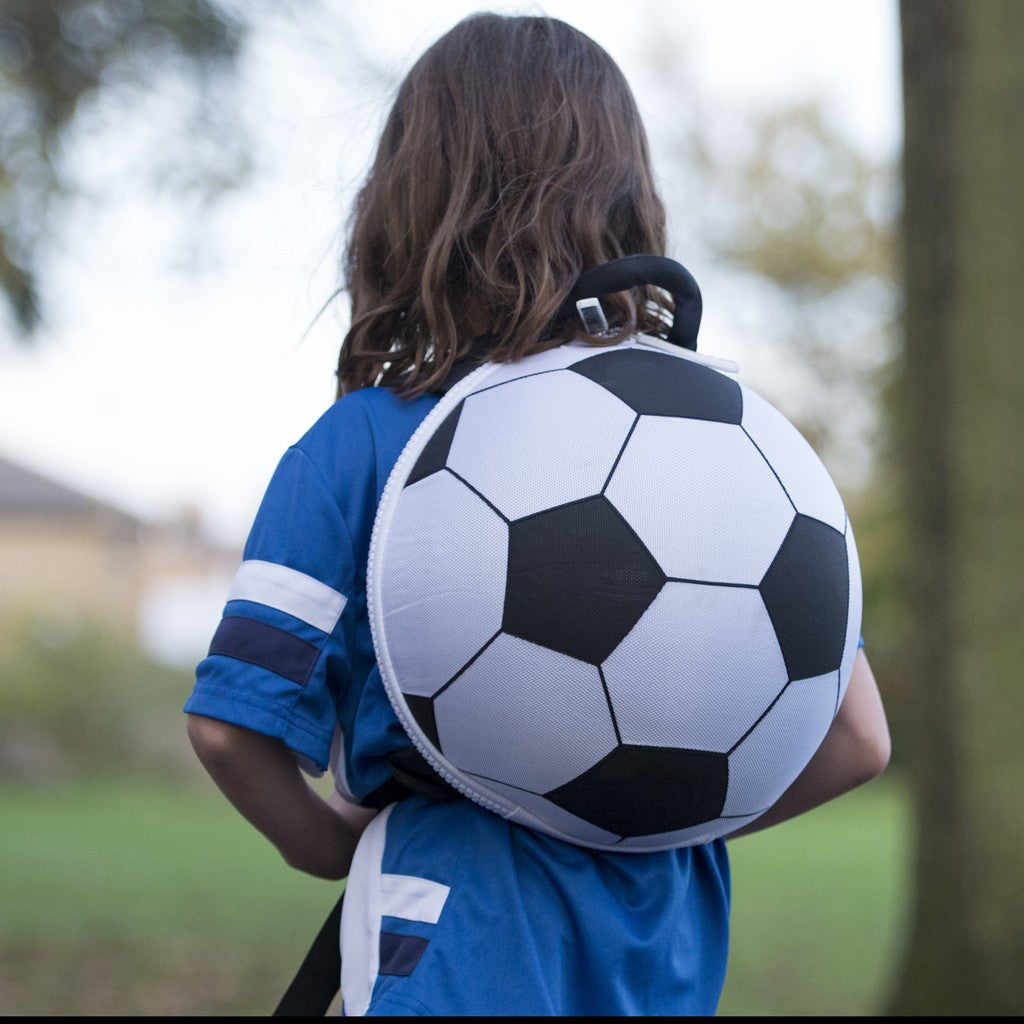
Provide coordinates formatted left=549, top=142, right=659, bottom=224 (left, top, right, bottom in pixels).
left=227, top=559, right=348, bottom=633
left=380, top=873, right=451, bottom=925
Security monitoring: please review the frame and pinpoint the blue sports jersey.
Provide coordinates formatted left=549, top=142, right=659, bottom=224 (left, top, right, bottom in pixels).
left=185, top=382, right=731, bottom=1016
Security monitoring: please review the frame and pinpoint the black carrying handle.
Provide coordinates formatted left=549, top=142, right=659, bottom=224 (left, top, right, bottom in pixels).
left=568, top=254, right=702, bottom=351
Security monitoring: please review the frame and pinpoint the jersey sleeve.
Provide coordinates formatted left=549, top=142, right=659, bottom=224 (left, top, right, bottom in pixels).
left=184, top=443, right=359, bottom=773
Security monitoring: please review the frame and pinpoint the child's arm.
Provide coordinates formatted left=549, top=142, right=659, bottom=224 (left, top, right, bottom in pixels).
left=727, top=649, right=891, bottom=840
left=186, top=714, right=378, bottom=879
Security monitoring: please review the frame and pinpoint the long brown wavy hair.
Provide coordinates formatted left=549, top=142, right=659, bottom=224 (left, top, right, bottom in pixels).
left=336, top=13, right=672, bottom=397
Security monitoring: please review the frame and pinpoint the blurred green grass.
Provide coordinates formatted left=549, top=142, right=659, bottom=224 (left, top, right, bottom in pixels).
left=0, top=772, right=908, bottom=1016
left=0, top=774, right=344, bottom=1015
left=0, top=776, right=341, bottom=944
left=720, top=775, right=909, bottom=1015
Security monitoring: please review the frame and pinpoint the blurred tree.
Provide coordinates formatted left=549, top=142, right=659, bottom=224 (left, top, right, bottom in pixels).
left=888, top=0, right=1024, bottom=1013
left=648, top=32, right=899, bottom=493
left=696, top=100, right=897, bottom=485
left=0, top=0, right=249, bottom=336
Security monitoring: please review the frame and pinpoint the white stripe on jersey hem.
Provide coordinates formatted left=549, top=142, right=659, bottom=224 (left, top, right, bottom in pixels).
left=227, top=559, right=347, bottom=633
left=339, top=808, right=453, bottom=1015
left=380, top=873, right=450, bottom=924
left=341, top=805, right=392, bottom=1017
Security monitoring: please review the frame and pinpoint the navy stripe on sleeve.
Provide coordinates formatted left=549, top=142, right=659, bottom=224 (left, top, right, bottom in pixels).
left=378, top=932, right=430, bottom=977
left=208, top=615, right=321, bottom=686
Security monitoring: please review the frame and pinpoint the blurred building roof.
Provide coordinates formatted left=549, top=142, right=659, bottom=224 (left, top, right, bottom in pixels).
left=0, top=452, right=142, bottom=525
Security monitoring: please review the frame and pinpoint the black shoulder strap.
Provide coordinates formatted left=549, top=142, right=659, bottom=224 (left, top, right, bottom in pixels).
left=428, top=355, right=484, bottom=396
left=273, top=890, right=345, bottom=1016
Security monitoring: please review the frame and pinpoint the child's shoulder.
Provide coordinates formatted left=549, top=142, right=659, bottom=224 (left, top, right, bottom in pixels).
left=308, top=385, right=437, bottom=438
left=292, top=385, right=441, bottom=496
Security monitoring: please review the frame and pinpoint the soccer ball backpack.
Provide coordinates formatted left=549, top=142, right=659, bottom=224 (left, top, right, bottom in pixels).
left=368, top=256, right=862, bottom=851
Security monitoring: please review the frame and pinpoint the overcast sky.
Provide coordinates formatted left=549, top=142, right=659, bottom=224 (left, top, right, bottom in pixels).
left=0, top=0, right=901, bottom=549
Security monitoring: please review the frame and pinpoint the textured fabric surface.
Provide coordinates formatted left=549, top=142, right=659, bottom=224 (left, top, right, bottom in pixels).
left=371, top=337, right=861, bottom=850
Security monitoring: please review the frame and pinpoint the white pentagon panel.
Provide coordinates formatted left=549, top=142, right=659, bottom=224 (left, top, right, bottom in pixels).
left=615, top=812, right=763, bottom=851
left=447, top=371, right=635, bottom=521
left=606, top=417, right=794, bottom=584
left=467, top=339, right=625, bottom=393
left=602, top=582, right=789, bottom=751
left=434, top=633, right=617, bottom=795
left=379, top=471, right=507, bottom=698
left=722, top=671, right=838, bottom=817
left=838, top=521, right=864, bottom=710
left=479, top=780, right=624, bottom=848
left=740, top=386, right=845, bottom=532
